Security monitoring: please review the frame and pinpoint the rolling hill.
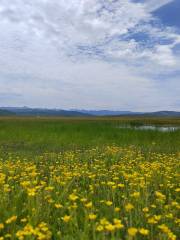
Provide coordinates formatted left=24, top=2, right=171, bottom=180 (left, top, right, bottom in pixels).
left=0, top=108, right=180, bottom=117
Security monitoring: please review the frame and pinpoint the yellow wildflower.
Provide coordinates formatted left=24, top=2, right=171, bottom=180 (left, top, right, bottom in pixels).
left=0, top=223, right=4, bottom=230
left=105, top=224, right=115, bottom=232
left=130, top=192, right=140, bottom=198
left=20, top=218, right=27, bottom=223
left=96, top=225, right=104, bottom=232
left=6, top=215, right=17, bottom=224
left=80, top=198, right=87, bottom=203
left=113, top=219, right=124, bottom=229
left=118, top=183, right=125, bottom=188
left=139, top=228, right=149, bottom=235
left=88, top=214, right=97, bottom=220
left=61, top=215, right=71, bottom=223
left=175, top=188, right=180, bottom=192
left=154, top=215, right=161, bottom=221
left=158, top=224, right=170, bottom=234
left=85, top=202, right=93, bottom=209
left=69, top=193, right=78, bottom=201
left=105, top=201, right=113, bottom=206
left=125, top=203, right=134, bottom=211
left=147, top=217, right=158, bottom=224
left=151, top=204, right=156, bottom=208
left=168, top=232, right=176, bottom=240
left=142, top=207, right=149, bottom=213
left=45, top=186, right=54, bottom=191
left=27, top=188, right=36, bottom=197
left=155, top=191, right=166, bottom=200
left=54, top=203, right=63, bottom=209
left=128, top=227, right=138, bottom=236
left=114, top=207, right=120, bottom=212
left=100, top=218, right=109, bottom=225
left=107, top=181, right=115, bottom=186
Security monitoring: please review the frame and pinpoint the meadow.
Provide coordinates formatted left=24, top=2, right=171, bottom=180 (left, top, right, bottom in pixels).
left=0, top=117, right=179, bottom=240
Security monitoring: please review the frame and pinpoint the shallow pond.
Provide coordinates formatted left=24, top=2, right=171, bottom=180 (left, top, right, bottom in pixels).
left=118, top=125, right=180, bottom=132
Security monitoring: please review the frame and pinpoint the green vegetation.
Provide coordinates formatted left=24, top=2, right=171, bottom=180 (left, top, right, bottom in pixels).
left=0, top=117, right=179, bottom=155
left=0, top=117, right=179, bottom=239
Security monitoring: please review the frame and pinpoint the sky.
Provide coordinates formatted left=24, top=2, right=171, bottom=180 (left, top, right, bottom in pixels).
left=0, top=0, right=180, bottom=111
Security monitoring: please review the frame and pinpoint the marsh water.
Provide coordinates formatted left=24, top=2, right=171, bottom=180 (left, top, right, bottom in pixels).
left=118, top=125, right=180, bottom=132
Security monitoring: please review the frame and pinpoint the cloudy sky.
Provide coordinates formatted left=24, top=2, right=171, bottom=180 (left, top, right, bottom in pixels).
left=0, top=0, right=180, bottom=111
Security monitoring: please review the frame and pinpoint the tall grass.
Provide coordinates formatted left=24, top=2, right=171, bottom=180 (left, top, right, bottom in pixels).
left=0, top=117, right=179, bottom=239
left=0, top=118, right=179, bottom=155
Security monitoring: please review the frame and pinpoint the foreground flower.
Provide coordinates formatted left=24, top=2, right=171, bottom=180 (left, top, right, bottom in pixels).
left=96, top=225, right=104, bottom=232
left=118, top=183, right=125, bottom=188
left=88, top=214, right=97, bottom=220
left=113, top=219, right=124, bottom=229
left=0, top=223, right=4, bottom=230
left=130, top=191, right=140, bottom=198
left=139, top=228, right=149, bottom=235
left=16, top=223, right=52, bottom=240
left=125, top=203, right=134, bottom=211
left=105, top=224, right=115, bottom=232
left=155, top=191, right=166, bottom=201
left=128, top=227, right=138, bottom=237
left=114, top=207, right=120, bottom=212
left=61, top=215, right=71, bottom=223
left=158, top=224, right=170, bottom=234
left=6, top=216, right=17, bottom=224
left=69, top=193, right=78, bottom=201
left=85, top=202, right=93, bottom=209
left=105, top=201, right=113, bottom=206
left=54, top=203, right=63, bottom=209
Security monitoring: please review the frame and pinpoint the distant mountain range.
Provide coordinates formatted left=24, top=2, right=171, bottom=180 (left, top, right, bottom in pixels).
left=0, top=107, right=89, bottom=117
left=76, top=110, right=180, bottom=117
left=0, top=107, right=180, bottom=117
left=139, top=111, right=180, bottom=117
left=75, top=110, right=134, bottom=116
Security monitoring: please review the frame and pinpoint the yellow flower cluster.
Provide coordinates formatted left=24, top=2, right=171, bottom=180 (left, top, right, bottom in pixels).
left=0, top=146, right=179, bottom=239
left=16, top=222, right=52, bottom=240
left=96, top=218, right=124, bottom=232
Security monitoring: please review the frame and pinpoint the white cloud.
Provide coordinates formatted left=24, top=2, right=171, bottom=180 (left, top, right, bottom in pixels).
left=0, top=0, right=179, bottom=110
left=144, top=0, right=174, bottom=12
left=0, top=0, right=149, bottom=43
left=0, top=0, right=179, bottom=66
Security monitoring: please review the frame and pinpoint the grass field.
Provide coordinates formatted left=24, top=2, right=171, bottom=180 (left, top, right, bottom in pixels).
left=0, top=117, right=180, bottom=154
left=0, top=117, right=179, bottom=239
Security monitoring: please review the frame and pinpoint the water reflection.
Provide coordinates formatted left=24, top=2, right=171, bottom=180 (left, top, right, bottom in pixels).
left=118, top=125, right=180, bottom=132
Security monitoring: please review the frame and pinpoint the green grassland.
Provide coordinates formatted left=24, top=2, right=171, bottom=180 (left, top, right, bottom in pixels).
left=0, top=117, right=179, bottom=240
left=0, top=117, right=179, bottom=155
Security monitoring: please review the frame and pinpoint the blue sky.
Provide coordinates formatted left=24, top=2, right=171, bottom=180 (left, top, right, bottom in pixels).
left=0, top=0, right=179, bottom=111
left=154, top=0, right=180, bottom=28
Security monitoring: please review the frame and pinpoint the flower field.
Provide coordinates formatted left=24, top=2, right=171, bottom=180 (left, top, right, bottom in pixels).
left=0, top=146, right=179, bottom=239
